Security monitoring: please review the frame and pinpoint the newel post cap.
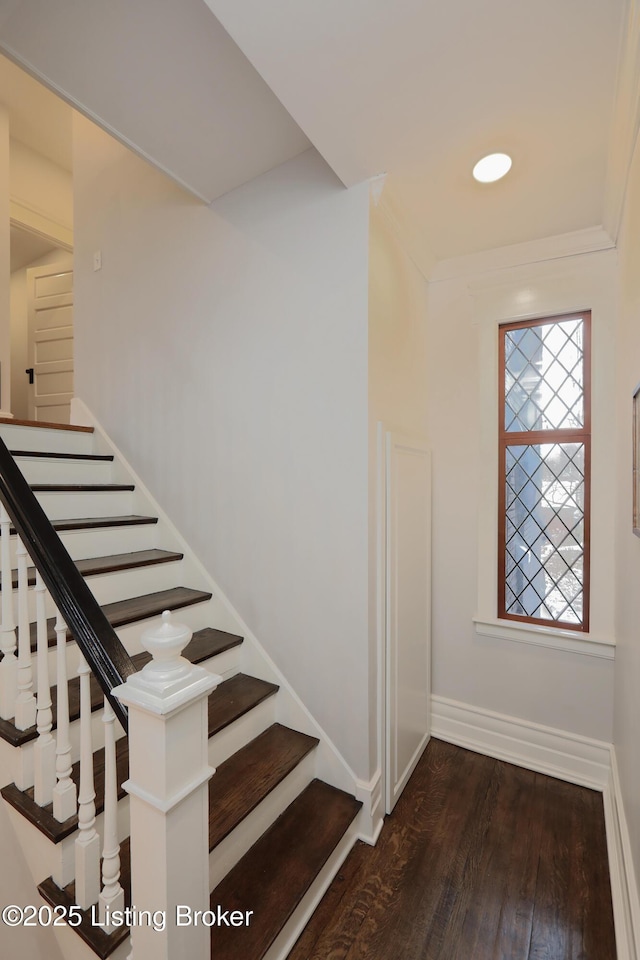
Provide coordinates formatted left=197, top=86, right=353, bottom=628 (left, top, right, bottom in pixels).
left=140, top=609, right=192, bottom=681
left=112, top=610, right=219, bottom=715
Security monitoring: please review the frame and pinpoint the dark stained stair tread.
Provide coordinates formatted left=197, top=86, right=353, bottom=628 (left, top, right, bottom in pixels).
left=1, top=738, right=130, bottom=843
left=27, top=586, right=213, bottom=651
left=10, top=515, right=158, bottom=534
left=0, top=625, right=242, bottom=747
left=209, top=724, right=319, bottom=850
left=0, top=417, right=93, bottom=433
left=0, top=548, right=184, bottom=592
left=39, top=838, right=131, bottom=959
left=11, top=450, right=114, bottom=461
left=35, top=780, right=361, bottom=960
left=1, top=671, right=292, bottom=843
left=209, top=779, right=362, bottom=960
left=30, top=484, right=134, bottom=492
left=208, top=673, right=279, bottom=737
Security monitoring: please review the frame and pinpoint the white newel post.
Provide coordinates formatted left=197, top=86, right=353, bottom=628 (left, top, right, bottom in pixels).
left=112, top=611, right=219, bottom=960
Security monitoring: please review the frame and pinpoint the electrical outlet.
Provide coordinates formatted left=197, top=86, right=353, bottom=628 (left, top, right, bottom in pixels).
left=93, top=250, right=102, bottom=272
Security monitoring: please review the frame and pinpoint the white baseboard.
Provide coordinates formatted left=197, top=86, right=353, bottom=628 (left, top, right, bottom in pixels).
left=431, top=694, right=611, bottom=790
left=432, top=694, right=640, bottom=959
left=355, top=767, right=384, bottom=845
left=604, top=750, right=640, bottom=960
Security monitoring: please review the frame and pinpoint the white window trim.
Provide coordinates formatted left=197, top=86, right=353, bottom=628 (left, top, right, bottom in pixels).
left=472, top=617, right=615, bottom=659
left=468, top=255, right=617, bottom=658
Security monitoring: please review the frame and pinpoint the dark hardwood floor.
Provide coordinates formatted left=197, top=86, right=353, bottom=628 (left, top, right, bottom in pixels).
left=288, top=739, right=616, bottom=960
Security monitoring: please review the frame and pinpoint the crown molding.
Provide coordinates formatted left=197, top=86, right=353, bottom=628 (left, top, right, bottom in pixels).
left=10, top=197, right=73, bottom=250
left=429, top=225, right=615, bottom=284
left=603, top=0, right=640, bottom=243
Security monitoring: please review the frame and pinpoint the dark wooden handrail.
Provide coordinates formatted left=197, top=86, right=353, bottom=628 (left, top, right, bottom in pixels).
left=0, top=436, right=135, bottom=730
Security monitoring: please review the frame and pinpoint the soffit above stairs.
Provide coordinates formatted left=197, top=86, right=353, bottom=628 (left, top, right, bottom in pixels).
left=203, top=0, right=627, bottom=271
left=0, top=0, right=310, bottom=203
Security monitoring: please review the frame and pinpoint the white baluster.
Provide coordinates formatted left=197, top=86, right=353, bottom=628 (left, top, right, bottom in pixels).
left=75, top=654, right=100, bottom=909
left=99, top=696, right=124, bottom=929
left=33, top=570, right=56, bottom=806
left=0, top=504, right=18, bottom=720
left=14, top=537, right=36, bottom=730
left=52, top=608, right=77, bottom=822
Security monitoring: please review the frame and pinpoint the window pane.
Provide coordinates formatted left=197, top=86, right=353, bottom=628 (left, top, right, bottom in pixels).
left=504, top=318, right=585, bottom=432
left=504, top=442, right=585, bottom=625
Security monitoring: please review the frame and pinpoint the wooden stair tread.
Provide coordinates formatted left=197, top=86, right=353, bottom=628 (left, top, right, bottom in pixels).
left=1, top=738, right=130, bottom=843
left=209, top=779, right=362, bottom=960
left=0, top=416, right=93, bottom=433
left=27, top=586, right=213, bottom=651
left=0, top=625, right=242, bottom=747
left=30, top=483, right=134, bottom=492
left=209, top=723, right=318, bottom=850
left=1, top=671, right=292, bottom=844
left=39, top=837, right=132, bottom=959
left=36, top=780, right=360, bottom=960
left=0, top=547, right=184, bottom=592
left=11, top=450, right=114, bottom=461
left=208, top=673, right=279, bottom=737
left=11, top=514, right=158, bottom=534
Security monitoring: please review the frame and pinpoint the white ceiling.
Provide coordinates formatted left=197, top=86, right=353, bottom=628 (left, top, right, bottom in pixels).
left=0, top=0, right=627, bottom=271
left=204, top=0, right=626, bottom=269
left=10, top=222, right=58, bottom=271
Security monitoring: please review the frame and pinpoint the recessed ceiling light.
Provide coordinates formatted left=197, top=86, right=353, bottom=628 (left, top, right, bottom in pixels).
left=472, top=153, right=512, bottom=183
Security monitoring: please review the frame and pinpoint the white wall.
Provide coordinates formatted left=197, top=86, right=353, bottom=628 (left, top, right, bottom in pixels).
left=5, top=137, right=73, bottom=418
left=10, top=248, right=72, bottom=419
left=0, top=106, right=10, bottom=413
left=613, top=125, right=640, bottom=901
left=367, top=202, right=429, bottom=773
left=426, top=246, right=617, bottom=742
left=10, top=140, right=72, bottom=235
left=0, top=792, right=63, bottom=960
left=72, top=117, right=372, bottom=777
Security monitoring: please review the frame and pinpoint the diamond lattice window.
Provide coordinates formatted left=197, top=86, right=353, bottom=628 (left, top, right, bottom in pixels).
left=498, top=313, right=591, bottom=631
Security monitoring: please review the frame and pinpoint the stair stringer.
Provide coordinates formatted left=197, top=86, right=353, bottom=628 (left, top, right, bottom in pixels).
left=71, top=399, right=382, bottom=845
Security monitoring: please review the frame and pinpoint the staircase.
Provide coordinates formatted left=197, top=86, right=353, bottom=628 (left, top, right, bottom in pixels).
left=0, top=416, right=362, bottom=960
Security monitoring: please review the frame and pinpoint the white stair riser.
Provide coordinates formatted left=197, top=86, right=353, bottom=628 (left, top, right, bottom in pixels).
left=83, top=560, right=191, bottom=607
left=208, top=697, right=277, bottom=768
left=68, top=707, right=127, bottom=762
left=0, top=737, right=17, bottom=789
left=208, top=751, right=315, bottom=889
left=7, top=524, right=161, bottom=566
left=5, top=802, right=63, bottom=895
left=33, top=491, right=135, bottom=521
left=4, top=798, right=131, bottom=903
left=12, top=558, right=189, bottom=622
left=199, top=646, right=240, bottom=682
left=0, top=426, right=95, bottom=456
left=13, top=457, right=114, bottom=485
left=16, top=709, right=126, bottom=780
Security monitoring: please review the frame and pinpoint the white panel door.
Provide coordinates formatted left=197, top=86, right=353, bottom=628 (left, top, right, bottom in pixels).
left=385, top=433, right=431, bottom=813
left=27, top=263, right=73, bottom=424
